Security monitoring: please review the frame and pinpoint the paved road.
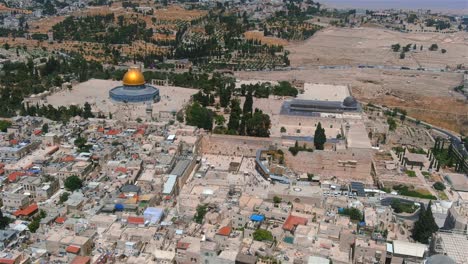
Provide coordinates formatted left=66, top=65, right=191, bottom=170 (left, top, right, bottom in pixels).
left=287, top=64, right=465, bottom=74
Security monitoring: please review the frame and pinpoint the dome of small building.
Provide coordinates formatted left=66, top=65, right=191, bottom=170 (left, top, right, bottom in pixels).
left=343, top=96, right=357, bottom=107
left=122, top=67, right=145, bottom=86
left=426, top=254, right=456, bottom=264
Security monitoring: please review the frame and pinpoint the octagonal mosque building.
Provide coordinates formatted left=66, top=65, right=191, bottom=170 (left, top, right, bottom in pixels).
left=109, top=67, right=160, bottom=103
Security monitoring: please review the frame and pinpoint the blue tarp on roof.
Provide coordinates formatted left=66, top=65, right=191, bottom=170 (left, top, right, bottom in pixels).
left=115, top=204, right=124, bottom=211
left=250, top=214, right=265, bottom=222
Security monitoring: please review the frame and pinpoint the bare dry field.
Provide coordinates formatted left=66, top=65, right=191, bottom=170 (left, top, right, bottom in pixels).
left=237, top=68, right=468, bottom=134
left=153, top=5, right=207, bottom=21
left=237, top=27, right=468, bottom=134
left=287, top=27, right=468, bottom=69
left=28, top=16, right=66, bottom=33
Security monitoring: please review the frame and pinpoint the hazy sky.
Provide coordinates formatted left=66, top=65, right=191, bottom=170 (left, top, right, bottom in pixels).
left=318, top=0, right=467, bottom=12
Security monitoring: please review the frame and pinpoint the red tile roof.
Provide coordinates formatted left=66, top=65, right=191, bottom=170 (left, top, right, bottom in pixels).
left=33, top=129, right=42, bottom=135
left=0, top=258, right=15, bottom=264
left=70, top=256, right=91, bottom=264
left=177, top=241, right=190, bottom=250
left=320, top=243, right=331, bottom=249
left=66, top=245, right=81, bottom=254
left=115, top=167, right=127, bottom=173
left=97, top=127, right=104, bottom=133
left=217, top=226, right=232, bottom=236
left=106, top=129, right=120, bottom=135
left=127, top=216, right=144, bottom=225
left=282, top=215, right=308, bottom=231
left=8, top=171, right=25, bottom=182
left=0, top=163, right=4, bottom=169
left=13, top=204, right=38, bottom=217
left=0, top=169, right=4, bottom=175
left=9, top=139, right=18, bottom=145
left=55, top=217, right=66, bottom=224
left=62, top=155, right=75, bottom=162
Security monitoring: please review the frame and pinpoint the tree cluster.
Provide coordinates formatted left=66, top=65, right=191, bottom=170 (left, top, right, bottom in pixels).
left=28, top=210, right=47, bottom=233
left=185, top=102, right=214, bottom=131
left=21, top=102, right=94, bottom=123
left=239, top=81, right=298, bottom=98
left=226, top=97, right=271, bottom=137
left=52, top=15, right=152, bottom=44
left=253, top=229, right=274, bottom=241
left=194, top=204, right=208, bottom=224
left=339, top=208, right=362, bottom=221
left=0, top=210, right=11, bottom=230
left=289, top=140, right=313, bottom=156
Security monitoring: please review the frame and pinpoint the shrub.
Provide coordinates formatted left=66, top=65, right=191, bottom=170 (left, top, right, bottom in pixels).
left=421, top=171, right=431, bottom=178
left=433, top=182, right=446, bottom=191
left=339, top=208, right=362, bottom=221
left=391, top=43, right=401, bottom=52
left=253, top=229, right=273, bottom=241
left=59, top=192, right=70, bottom=204
left=273, top=196, right=282, bottom=204
left=387, top=117, right=397, bottom=131
left=405, top=170, right=416, bottom=177
left=194, top=204, right=208, bottom=224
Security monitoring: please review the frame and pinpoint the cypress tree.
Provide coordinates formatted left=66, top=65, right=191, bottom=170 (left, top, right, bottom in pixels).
left=227, top=99, right=242, bottom=133
left=243, top=91, right=253, bottom=115
left=412, top=201, right=438, bottom=244
left=314, top=122, right=326, bottom=150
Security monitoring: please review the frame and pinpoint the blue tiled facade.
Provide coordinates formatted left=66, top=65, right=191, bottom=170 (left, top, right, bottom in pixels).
left=109, top=84, right=160, bottom=103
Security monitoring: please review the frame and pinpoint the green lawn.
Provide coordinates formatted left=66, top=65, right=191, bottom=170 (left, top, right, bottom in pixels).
left=393, top=185, right=437, bottom=200
left=405, top=170, right=417, bottom=177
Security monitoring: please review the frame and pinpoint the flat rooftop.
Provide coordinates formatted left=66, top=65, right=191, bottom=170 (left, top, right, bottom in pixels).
left=435, top=231, right=468, bottom=263
left=298, top=83, right=350, bottom=101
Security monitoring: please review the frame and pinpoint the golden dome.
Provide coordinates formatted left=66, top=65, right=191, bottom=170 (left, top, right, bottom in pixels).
left=122, top=67, right=145, bottom=86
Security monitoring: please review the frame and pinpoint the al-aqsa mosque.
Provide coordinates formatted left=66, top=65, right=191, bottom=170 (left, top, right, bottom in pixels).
left=109, top=67, right=160, bottom=103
